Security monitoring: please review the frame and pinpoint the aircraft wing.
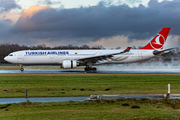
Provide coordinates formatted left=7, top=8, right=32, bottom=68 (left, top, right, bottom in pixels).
left=72, top=47, right=131, bottom=63
left=153, top=47, right=178, bottom=55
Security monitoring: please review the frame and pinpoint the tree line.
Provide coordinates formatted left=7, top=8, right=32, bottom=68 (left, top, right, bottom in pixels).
left=0, top=44, right=104, bottom=63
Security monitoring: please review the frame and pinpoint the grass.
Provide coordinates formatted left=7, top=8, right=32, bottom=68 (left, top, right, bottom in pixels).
left=0, top=99, right=180, bottom=120
left=0, top=65, right=20, bottom=70
left=0, top=74, right=180, bottom=97
left=1, top=73, right=180, bottom=119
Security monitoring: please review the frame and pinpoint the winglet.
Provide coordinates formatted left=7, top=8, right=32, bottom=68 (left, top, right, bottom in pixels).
left=122, top=47, right=131, bottom=53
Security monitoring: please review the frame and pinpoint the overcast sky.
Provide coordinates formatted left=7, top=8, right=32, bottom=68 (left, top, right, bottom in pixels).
left=0, top=0, right=179, bottom=48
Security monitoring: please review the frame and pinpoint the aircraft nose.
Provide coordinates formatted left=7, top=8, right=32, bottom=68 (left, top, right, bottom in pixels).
left=4, top=55, right=17, bottom=63
left=4, top=56, right=13, bottom=63
left=4, top=56, right=9, bottom=62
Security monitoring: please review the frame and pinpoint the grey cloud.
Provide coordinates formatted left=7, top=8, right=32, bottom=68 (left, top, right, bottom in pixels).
left=178, top=36, right=180, bottom=47
left=0, top=19, right=13, bottom=41
left=38, top=0, right=61, bottom=5
left=0, top=0, right=21, bottom=13
left=2, top=0, right=180, bottom=45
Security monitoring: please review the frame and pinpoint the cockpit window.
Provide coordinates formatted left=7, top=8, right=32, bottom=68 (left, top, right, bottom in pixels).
left=8, top=54, right=13, bottom=56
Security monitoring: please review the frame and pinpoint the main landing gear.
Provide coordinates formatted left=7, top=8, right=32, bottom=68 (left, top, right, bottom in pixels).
left=84, top=66, right=97, bottom=71
left=84, top=61, right=97, bottom=71
left=20, top=64, right=24, bottom=71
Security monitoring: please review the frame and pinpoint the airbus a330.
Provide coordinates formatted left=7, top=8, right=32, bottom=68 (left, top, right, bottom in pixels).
left=4, top=28, right=172, bottom=71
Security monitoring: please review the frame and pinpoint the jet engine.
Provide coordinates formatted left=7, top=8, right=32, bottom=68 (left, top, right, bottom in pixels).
left=62, top=60, right=77, bottom=69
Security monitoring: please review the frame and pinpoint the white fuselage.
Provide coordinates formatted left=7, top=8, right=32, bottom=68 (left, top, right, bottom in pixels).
left=4, top=49, right=154, bottom=65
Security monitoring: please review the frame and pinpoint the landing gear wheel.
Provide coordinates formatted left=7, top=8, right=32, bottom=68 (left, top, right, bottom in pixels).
left=84, top=67, right=97, bottom=71
left=84, top=67, right=89, bottom=71
left=92, top=67, right=97, bottom=71
left=84, top=67, right=91, bottom=71
left=20, top=68, right=24, bottom=71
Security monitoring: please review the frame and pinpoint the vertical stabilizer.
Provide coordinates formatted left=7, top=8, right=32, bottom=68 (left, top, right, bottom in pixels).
left=140, top=28, right=171, bottom=50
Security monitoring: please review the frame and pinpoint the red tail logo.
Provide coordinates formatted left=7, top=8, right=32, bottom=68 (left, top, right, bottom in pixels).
left=140, top=28, right=171, bottom=50
left=150, top=34, right=165, bottom=49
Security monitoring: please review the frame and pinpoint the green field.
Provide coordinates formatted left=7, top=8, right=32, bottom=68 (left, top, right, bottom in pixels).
left=1, top=99, right=180, bottom=120
left=1, top=74, right=180, bottom=119
left=0, top=74, right=180, bottom=97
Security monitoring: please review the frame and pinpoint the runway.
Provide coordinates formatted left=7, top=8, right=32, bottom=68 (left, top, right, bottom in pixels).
left=0, top=66, right=180, bottom=74
left=1, top=62, right=180, bottom=74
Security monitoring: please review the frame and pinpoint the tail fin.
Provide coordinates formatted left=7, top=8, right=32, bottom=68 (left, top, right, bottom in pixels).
left=140, top=28, right=171, bottom=50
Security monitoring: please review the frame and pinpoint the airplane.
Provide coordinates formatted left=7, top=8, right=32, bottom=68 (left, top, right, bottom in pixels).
left=4, top=28, right=172, bottom=72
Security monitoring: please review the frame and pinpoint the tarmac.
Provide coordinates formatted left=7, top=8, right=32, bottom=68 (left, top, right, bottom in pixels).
left=1, top=63, right=180, bottom=74
left=0, top=68, right=180, bottom=74
left=89, top=94, right=180, bottom=100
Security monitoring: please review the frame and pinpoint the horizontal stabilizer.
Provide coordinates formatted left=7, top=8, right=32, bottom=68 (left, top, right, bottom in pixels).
left=153, top=47, right=177, bottom=55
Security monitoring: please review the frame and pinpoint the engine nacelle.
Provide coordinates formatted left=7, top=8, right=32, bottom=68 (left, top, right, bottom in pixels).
left=62, top=60, right=77, bottom=69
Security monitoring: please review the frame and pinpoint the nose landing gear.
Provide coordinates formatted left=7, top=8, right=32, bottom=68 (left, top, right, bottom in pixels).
left=20, top=64, right=24, bottom=71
